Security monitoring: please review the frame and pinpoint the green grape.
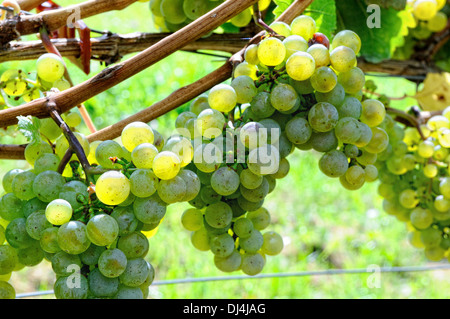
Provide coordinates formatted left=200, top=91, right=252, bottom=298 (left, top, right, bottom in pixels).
left=344, top=165, right=365, bottom=187
left=115, top=284, right=144, bottom=299
left=427, top=115, right=449, bottom=131
left=308, top=102, right=339, bottom=132
left=98, top=248, right=128, bottom=278
left=427, top=11, right=447, bottom=32
left=240, top=178, right=269, bottom=203
left=331, top=30, right=361, bottom=54
left=55, top=132, right=90, bottom=161
left=133, top=195, right=166, bottom=224
left=88, top=268, right=119, bottom=298
left=210, top=233, right=235, bottom=257
left=259, top=118, right=281, bottom=145
left=283, top=35, right=308, bottom=59
left=51, top=250, right=81, bottom=276
left=425, top=246, right=445, bottom=261
left=244, top=44, right=260, bottom=65
left=408, top=230, right=425, bottom=249
left=214, top=250, right=242, bottom=272
left=434, top=195, right=450, bottom=212
left=269, top=21, right=292, bottom=37
left=318, top=150, right=349, bottom=178
left=191, top=227, right=210, bottom=251
left=271, top=157, right=290, bottom=179
left=178, top=169, right=201, bottom=201
left=334, top=117, right=361, bottom=144
left=240, top=169, right=263, bottom=190
left=157, top=176, right=187, bottom=204
left=240, top=252, right=265, bottom=276
left=152, top=151, right=182, bottom=180
left=25, top=210, right=52, bottom=240
left=262, top=231, right=284, bottom=255
left=270, top=83, right=300, bottom=112
left=129, top=169, right=159, bottom=198
left=95, top=171, right=131, bottom=206
left=410, top=207, right=433, bottom=229
left=36, top=53, right=65, bottom=83
left=150, top=0, right=162, bottom=16
left=257, top=37, right=286, bottom=67
left=0, top=281, right=15, bottom=299
left=0, top=225, right=4, bottom=245
left=417, top=140, right=435, bottom=158
left=182, top=0, right=209, bottom=20
left=95, top=140, right=124, bottom=169
left=289, top=77, right=314, bottom=95
left=57, top=221, right=91, bottom=255
left=53, top=275, right=89, bottom=299
left=307, top=44, right=330, bottom=68
left=420, top=227, right=442, bottom=248
left=39, top=117, right=62, bottom=141
left=193, top=143, right=223, bottom=173
left=58, top=180, right=88, bottom=211
left=239, top=122, right=268, bottom=149
left=286, top=52, right=316, bottom=81
left=247, top=207, right=271, bottom=230
left=247, top=144, right=280, bottom=176
left=62, top=111, right=82, bottom=127
left=160, top=0, right=186, bottom=24
left=423, top=163, right=438, bottom=178
left=354, top=122, right=372, bottom=148
left=190, top=94, right=210, bottom=115
left=117, top=231, right=149, bottom=259
left=356, top=149, right=377, bottom=166
left=230, top=76, right=257, bottom=104
left=364, top=164, right=378, bottom=182
left=163, top=136, right=193, bottom=168
left=335, top=96, right=362, bottom=119
left=33, top=170, right=65, bottom=202
left=86, top=214, right=119, bottom=247
left=344, top=144, right=359, bottom=158
left=34, top=153, right=60, bottom=174
left=5, top=218, right=35, bottom=249
left=111, top=206, right=139, bottom=236
left=53, top=78, right=71, bottom=91
left=413, top=0, right=438, bottom=21
left=39, top=227, right=61, bottom=253
left=239, top=229, right=263, bottom=253
left=337, top=67, right=365, bottom=95
left=237, top=196, right=264, bottom=212
left=310, top=66, right=337, bottom=93
left=234, top=61, right=259, bottom=81
left=196, top=109, right=226, bottom=139
left=119, top=258, right=150, bottom=287
left=205, top=201, right=233, bottom=229
left=250, top=92, right=276, bottom=121
left=339, top=172, right=365, bottom=191
left=364, top=127, right=389, bottom=154
left=12, top=170, right=36, bottom=201
left=0, top=193, right=23, bottom=222
left=2, top=168, right=23, bottom=193
left=208, top=84, right=237, bottom=113
left=181, top=208, right=203, bottom=231
left=290, top=15, right=316, bottom=40
left=211, top=166, right=240, bottom=196
left=0, top=245, right=17, bottom=275
left=233, top=217, right=254, bottom=238
left=360, top=99, right=386, bottom=127
left=24, top=141, right=53, bottom=165
left=230, top=7, right=252, bottom=27
left=176, top=112, right=197, bottom=132
left=121, top=121, right=154, bottom=152
left=330, top=46, right=357, bottom=73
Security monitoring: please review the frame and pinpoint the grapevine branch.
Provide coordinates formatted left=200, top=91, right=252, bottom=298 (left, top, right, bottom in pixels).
left=0, top=0, right=261, bottom=128
left=16, top=0, right=47, bottom=11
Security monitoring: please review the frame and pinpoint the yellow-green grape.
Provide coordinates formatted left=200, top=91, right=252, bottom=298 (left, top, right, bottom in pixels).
left=428, top=115, right=449, bottom=131
left=286, top=51, right=316, bottom=81
left=423, top=163, right=438, bottom=178
left=330, top=46, right=357, bottom=73
left=434, top=194, right=450, bottom=212
left=257, top=37, right=286, bottom=67
left=163, top=136, right=193, bottom=167
left=413, top=0, right=438, bottom=21
left=121, top=121, right=154, bottom=152
left=364, top=127, right=389, bottom=154
left=331, top=30, right=362, bottom=54
left=181, top=208, right=204, bottom=231
left=410, top=207, right=433, bottom=229
left=193, top=143, right=223, bottom=173
left=259, top=0, right=271, bottom=10
left=208, top=84, right=237, bottom=113
left=399, top=189, right=419, bottom=209
left=386, top=156, right=408, bottom=175
left=131, top=143, right=159, bottom=169
left=45, top=199, right=73, bottom=226
left=310, top=66, right=337, bottom=93
left=1, top=70, right=27, bottom=97
left=196, top=108, right=226, bottom=139
left=160, top=0, right=186, bottom=24
left=437, top=128, right=450, bottom=147
left=24, top=141, right=53, bottom=165
left=307, top=44, right=331, bottom=68
left=283, top=35, right=308, bottom=60
left=55, top=132, right=90, bottom=160
left=244, top=44, right=260, bottom=65
left=150, top=0, right=163, bottom=16
left=230, top=8, right=252, bottom=27
left=269, top=21, right=291, bottom=37
left=360, top=99, right=386, bottom=127
left=95, top=171, right=131, bottom=206
left=191, top=227, right=210, bottom=251
left=417, top=140, right=435, bottom=158
left=270, top=83, right=299, bottom=112
left=62, top=111, right=82, bottom=127
left=425, top=246, right=446, bottom=261
left=337, top=67, right=365, bottom=95
left=22, top=88, right=41, bottom=102
left=427, top=11, right=448, bottom=32
left=364, top=164, right=378, bottom=182
left=87, top=140, right=102, bottom=165
left=290, top=15, right=316, bottom=40
left=345, top=165, right=365, bottom=187
left=36, top=53, right=66, bottom=83
left=408, top=230, right=425, bottom=249
left=234, top=61, right=259, bottom=81
left=152, top=151, right=181, bottom=180
left=261, top=231, right=284, bottom=256
left=434, top=144, right=448, bottom=161
left=53, top=78, right=71, bottom=91
left=439, top=177, right=450, bottom=198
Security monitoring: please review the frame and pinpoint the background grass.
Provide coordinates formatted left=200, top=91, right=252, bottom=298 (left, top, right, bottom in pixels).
left=0, top=0, right=448, bottom=299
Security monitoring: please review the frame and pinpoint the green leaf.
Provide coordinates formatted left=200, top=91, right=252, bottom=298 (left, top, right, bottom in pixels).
left=303, top=0, right=337, bottom=38
left=336, top=0, right=411, bottom=63
left=17, top=115, right=41, bottom=143
left=364, top=0, right=406, bottom=10
left=273, top=0, right=294, bottom=18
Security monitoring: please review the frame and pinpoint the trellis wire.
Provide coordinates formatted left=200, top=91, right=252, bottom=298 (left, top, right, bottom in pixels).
left=14, top=264, right=450, bottom=298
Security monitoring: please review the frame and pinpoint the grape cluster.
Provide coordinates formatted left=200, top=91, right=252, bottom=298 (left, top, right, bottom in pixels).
left=149, top=0, right=272, bottom=32
left=407, top=0, right=448, bottom=38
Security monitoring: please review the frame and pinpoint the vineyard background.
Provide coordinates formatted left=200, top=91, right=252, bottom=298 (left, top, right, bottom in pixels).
left=0, top=0, right=449, bottom=298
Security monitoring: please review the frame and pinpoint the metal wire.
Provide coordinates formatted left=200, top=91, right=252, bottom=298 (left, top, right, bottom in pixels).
left=15, top=264, right=450, bottom=299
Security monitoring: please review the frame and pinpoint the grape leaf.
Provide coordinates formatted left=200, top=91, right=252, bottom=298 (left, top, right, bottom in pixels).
left=273, top=0, right=294, bottom=19
left=17, top=115, right=41, bottom=143
left=364, top=0, right=406, bottom=10
left=303, top=0, right=337, bottom=38
left=414, top=73, right=450, bottom=111
left=336, top=0, right=411, bottom=63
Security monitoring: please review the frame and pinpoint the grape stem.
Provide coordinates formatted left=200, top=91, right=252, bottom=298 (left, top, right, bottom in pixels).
left=385, top=106, right=426, bottom=140
left=252, top=3, right=284, bottom=40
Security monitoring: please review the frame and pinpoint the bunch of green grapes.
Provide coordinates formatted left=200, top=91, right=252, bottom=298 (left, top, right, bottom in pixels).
left=149, top=0, right=272, bottom=32
left=407, top=0, right=448, bottom=38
